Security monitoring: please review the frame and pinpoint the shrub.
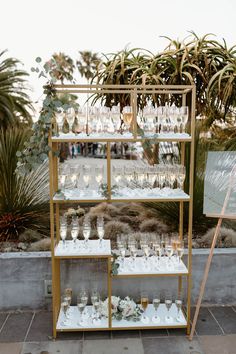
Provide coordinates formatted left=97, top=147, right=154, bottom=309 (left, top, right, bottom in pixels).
left=104, top=220, right=132, bottom=240
left=28, top=238, right=51, bottom=251
left=90, top=202, right=119, bottom=217
left=197, top=227, right=236, bottom=248
left=118, top=203, right=142, bottom=217
left=139, top=218, right=169, bottom=233
left=19, top=229, right=43, bottom=242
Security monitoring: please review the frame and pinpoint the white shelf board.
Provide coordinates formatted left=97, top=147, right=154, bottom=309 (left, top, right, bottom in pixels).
left=112, top=304, right=187, bottom=328
left=56, top=304, right=186, bottom=331
left=54, top=240, right=111, bottom=257
left=115, top=257, right=188, bottom=276
left=111, top=188, right=190, bottom=201
left=57, top=305, right=108, bottom=330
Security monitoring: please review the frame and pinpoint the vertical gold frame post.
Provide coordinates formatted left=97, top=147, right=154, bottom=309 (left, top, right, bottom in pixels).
left=178, top=93, right=186, bottom=297
left=186, top=87, right=196, bottom=334
left=107, top=142, right=111, bottom=200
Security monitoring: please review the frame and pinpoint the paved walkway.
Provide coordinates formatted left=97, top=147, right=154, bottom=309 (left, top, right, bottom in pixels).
left=0, top=306, right=235, bottom=354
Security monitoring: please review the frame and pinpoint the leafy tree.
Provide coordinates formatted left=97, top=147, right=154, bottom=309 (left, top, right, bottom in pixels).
left=76, top=51, right=101, bottom=82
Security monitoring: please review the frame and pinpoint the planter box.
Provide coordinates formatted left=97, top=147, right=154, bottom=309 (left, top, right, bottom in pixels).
left=0, top=249, right=235, bottom=310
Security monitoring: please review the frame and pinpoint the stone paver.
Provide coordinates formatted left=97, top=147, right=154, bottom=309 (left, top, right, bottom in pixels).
left=26, top=311, right=52, bottom=342
left=140, top=328, right=168, bottom=337
left=209, top=306, right=236, bottom=334
left=194, top=308, right=223, bottom=335
left=84, top=330, right=111, bottom=340
left=0, top=314, right=8, bottom=331
left=199, top=334, right=236, bottom=354
left=21, top=340, right=82, bottom=354
left=0, top=342, right=22, bottom=354
left=0, top=312, right=33, bottom=343
left=142, top=337, right=204, bottom=354
left=112, top=330, right=140, bottom=338
left=83, top=338, right=144, bottom=354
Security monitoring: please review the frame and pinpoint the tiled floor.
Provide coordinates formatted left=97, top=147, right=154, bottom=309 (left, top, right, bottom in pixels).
left=0, top=307, right=235, bottom=353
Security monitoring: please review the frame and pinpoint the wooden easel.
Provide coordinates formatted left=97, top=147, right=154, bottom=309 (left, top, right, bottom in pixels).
left=189, top=165, right=236, bottom=340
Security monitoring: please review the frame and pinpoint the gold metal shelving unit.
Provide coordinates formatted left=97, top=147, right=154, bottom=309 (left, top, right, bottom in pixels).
left=49, top=84, right=196, bottom=338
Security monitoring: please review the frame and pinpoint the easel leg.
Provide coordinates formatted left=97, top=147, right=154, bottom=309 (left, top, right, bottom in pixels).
left=189, top=217, right=222, bottom=340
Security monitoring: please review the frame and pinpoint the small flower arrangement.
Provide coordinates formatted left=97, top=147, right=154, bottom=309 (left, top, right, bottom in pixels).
left=100, top=296, right=143, bottom=322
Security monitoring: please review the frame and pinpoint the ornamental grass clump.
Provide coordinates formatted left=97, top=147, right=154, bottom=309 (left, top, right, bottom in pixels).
left=139, top=218, right=169, bottom=233
left=104, top=220, right=132, bottom=240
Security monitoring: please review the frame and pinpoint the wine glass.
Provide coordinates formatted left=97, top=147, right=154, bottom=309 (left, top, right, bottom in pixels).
left=152, top=296, right=160, bottom=323
left=140, top=292, right=149, bottom=324
left=97, top=215, right=104, bottom=247
left=165, top=238, right=174, bottom=267
left=165, top=292, right=173, bottom=322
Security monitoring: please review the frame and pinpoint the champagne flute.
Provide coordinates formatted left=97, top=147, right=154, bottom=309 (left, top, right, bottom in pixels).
left=175, top=296, right=183, bottom=322
left=180, top=106, right=188, bottom=133
left=177, top=165, right=186, bottom=189
left=60, top=298, right=69, bottom=326
left=71, top=226, right=79, bottom=248
left=177, top=242, right=184, bottom=267
left=83, top=218, right=91, bottom=248
left=70, top=167, right=78, bottom=189
left=97, top=216, right=104, bottom=247
left=66, top=108, right=75, bottom=134
left=95, top=166, right=104, bottom=190
left=122, top=106, right=133, bottom=134
left=77, top=295, right=86, bottom=326
left=152, top=296, right=160, bottom=323
left=91, top=290, right=101, bottom=324
left=59, top=173, right=66, bottom=193
left=56, top=111, right=64, bottom=135
left=141, top=292, right=149, bottom=324
left=165, top=292, right=173, bottom=322
left=60, top=226, right=67, bottom=248
left=83, top=165, right=91, bottom=194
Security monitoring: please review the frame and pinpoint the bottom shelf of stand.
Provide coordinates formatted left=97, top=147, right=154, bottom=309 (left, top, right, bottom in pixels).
left=56, top=304, right=187, bottom=331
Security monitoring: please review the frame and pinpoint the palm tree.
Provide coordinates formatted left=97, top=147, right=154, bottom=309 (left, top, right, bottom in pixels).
left=0, top=50, right=33, bottom=129
left=76, top=51, right=101, bottom=83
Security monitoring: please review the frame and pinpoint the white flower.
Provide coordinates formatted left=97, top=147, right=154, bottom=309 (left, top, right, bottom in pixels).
left=122, top=299, right=136, bottom=318
left=100, top=296, right=120, bottom=317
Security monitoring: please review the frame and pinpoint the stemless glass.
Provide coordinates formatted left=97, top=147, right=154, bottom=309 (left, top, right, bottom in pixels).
left=141, top=292, right=149, bottom=324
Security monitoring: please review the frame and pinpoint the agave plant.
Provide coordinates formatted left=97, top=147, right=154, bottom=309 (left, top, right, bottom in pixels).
left=0, top=50, right=33, bottom=129
left=0, top=128, right=49, bottom=241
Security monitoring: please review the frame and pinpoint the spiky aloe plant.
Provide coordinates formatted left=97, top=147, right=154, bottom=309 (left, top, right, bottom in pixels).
left=0, top=128, right=49, bottom=241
